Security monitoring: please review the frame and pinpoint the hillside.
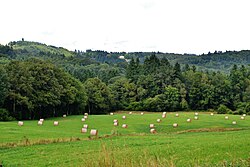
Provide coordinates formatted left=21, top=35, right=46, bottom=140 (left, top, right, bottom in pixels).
left=1, top=40, right=250, bottom=73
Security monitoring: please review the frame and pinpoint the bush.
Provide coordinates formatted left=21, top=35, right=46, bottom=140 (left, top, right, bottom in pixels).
left=0, top=108, right=15, bottom=121
left=217, top=104, right=231, bottom=114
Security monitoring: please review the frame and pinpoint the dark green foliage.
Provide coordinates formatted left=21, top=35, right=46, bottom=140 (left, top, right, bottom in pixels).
left=0, top=108, right=15, bottom=121
left=1, top=40, right=250, bottom=120
left=217, top=104, right=231, bottom=114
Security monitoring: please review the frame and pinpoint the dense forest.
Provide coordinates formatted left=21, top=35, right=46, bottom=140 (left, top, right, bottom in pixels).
left=1, top=40, right=250, bottom=120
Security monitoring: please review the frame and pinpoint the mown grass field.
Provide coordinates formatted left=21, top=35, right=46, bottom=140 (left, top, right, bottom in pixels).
left=0, top=112, right=250, bottom=167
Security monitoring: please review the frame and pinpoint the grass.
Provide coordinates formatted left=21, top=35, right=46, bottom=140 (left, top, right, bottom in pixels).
left=0, top=112, right=250, bottom=166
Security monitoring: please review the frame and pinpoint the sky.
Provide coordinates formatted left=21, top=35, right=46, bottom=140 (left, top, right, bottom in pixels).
left=1, top=0, right=250, bottom=54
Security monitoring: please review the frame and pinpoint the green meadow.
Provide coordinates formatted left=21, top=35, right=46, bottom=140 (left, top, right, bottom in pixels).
left=0, top=112, right=250, bottom=167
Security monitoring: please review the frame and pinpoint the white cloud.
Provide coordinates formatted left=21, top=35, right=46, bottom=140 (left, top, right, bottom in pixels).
left=0, top=0, right=250, bottom=54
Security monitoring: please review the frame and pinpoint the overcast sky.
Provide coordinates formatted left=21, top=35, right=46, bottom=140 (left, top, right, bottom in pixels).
left=1, top=0, right=250, bottom=54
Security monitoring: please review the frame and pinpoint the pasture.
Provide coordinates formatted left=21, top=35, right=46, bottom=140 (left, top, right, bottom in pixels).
left=0, top=112, right=250, bottom=166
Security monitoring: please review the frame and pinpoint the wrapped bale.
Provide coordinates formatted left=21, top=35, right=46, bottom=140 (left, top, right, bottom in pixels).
left=150, top=129, right=156, bottom=134
left=54, top=121, right=59, bottom=126
left=37, top=121, right=43, bottom=125
left=149, top=124, right=155, bottom=128
left=90, top=129, right=98, bottom=136
left=83, top=124, right=88, bottom=129
left=122, top=124, right=128, bottom=128
left=173, top=123, right=178, bottom=127
left=81, top=128, right=87, bottom=133
left=18, top=121, right=24, bottom=126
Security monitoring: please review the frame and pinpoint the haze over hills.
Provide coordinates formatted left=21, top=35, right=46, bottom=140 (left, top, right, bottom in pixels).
left=1, top=40, right=250, bottom=73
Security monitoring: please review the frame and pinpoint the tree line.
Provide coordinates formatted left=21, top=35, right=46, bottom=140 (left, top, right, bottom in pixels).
left=1, top=54, right=250, bottom=121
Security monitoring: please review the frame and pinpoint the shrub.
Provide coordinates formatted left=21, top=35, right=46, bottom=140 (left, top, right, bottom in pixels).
left=0, top=108, right=15, bottom=121
left=217, top=104, right=231, bottom=114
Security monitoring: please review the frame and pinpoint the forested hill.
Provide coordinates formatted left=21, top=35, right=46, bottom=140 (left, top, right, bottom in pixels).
left=1, top=40, right=250, bottom=72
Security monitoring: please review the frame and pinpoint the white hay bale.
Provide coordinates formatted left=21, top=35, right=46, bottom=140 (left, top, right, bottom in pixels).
left=175, top=113, right=179, bottom=117
left=39, top=119, right=44, bottom=122
left=173, top=123, right=178, bottom=127
left=84, top=115, right=88, bottom=119
left=122, top=124, right=128, bottom=128
left=149, top=124, right=155, bottom=128
left=194, top=116, right=199, bottom=120
left=240, top=116, right=245, bottom=120
left=157, top=119, right=161, bottom=123
left=225, top=116, right=229, bottom=120
left=110, top=112, right=114, bottom=115
left=150, top=129, right=156, bottom=134
left=63, top=114, right=66, bottom=118
left=194, top=112, right=199, bottom=116
left=81, top=128, right=87, bottom=133
left=243, top=114, right=246, bottom=117
left=81, top=118, right=86, bottom=122
left=163, top=112, right=167, bottom=115
left=83, top=124, right=88, bottom=129
left=113, top=119, right=118, bottom=123
left=129, top=112, right=132, bottom=115
left=122, top=115, right=126, bottom=119
left=141, top=112, right=144, bottom=115
left=187, top=118, right=191, bottom=122
left=84, top=113, right=88, bottom=116
left=90, top=129, right=98, bottom=136
left=210, top=113, right=214, bottom=116
left=18, top=121, right=23, bottom=126
left=54, top=121, right=59, bottom=126
left=37, top=121, right=43, bottom=125
left=162, top=114, right=166, bottom=118
left=232, top=121, right=237, bottom=125
left=114, top=122, right=119, bottom=126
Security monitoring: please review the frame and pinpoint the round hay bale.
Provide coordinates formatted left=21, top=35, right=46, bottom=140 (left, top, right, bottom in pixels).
left=114, top=122, right=118, bottom=126
left=225, top=116, right=229, bottom=120
left=129, top=112, right=132, bottom=115
left=173, top=123, right=178, bottom=127
left=54, top=121, right=59, bottom=126
left=240, top=116, right=245, bottom=120
left=37, top=121, right=43, bottom=125
left=83, top=124, right=88, bottom=129
left=163, top=112, right=167, bottom=115
left=122, top=115, right=126, bottom=119
left=157, top=119, right=161, bottom=123
left=187, top=118, right=191, bottom=122
left=175, top=113, right=179, bottom=117
left=243, top=114, right=246, bottom=117
left=18, top=121, right=23, bottom=126
left=194, top=116, right=199, bottom=120
left=84, top=115, right=88, bottom=119
left=110, top=112, right=114, bottom=115
left=210, top=113, right=214, bottom=116
left=63, top=114, right=66, bottom=118
left=162, top=114, right=166, bottom=118
left=113, top=119, right=118, bottom=123
left=81, top=118, right=86, bottom=122
left=122, top=124, right=128, bottom=128
left=149, top=124, right=155, bottom=128
left=150, top=129, right=156, bottom=134
left=84, top=113, right=88, bottom=116
left=194, top=112, right=199, bottom=116
left=141, top=112, right=144, bottom=115
left=232, top=121, right=237, bottom=125
left=39, top=119, right=44, bottom=122
left=81, top=128, right=87, bottom=133
left=90, top=129, right=98, bottom=136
